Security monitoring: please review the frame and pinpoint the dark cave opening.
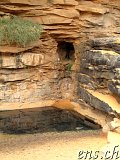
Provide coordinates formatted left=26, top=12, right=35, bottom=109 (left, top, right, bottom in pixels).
left=1, top=107, right=101, bottom=134
left=57, top=41, right=75, bottom=61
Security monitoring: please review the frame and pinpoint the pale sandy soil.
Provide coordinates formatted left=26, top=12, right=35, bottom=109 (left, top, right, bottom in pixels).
left=0, top=130, right=107, bottom=160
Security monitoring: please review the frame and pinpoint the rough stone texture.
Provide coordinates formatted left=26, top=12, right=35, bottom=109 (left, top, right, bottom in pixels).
left=0, top=0, right=120, bottom=131
left=78, top=86, right=112, bottom=113
left=80, top=37, right=120, bottom=101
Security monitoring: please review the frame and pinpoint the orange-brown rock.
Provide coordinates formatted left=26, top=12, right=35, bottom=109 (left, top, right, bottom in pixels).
left=0, top=0, right=120, bottom=132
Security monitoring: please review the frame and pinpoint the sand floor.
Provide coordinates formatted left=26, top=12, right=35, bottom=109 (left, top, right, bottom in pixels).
left=0, top=130, right=107, bottom=160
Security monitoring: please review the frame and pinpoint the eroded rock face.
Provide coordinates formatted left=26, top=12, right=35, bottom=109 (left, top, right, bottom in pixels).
left=80, top=37, right=120, bottom=103
left=0, top=0, right=120, bottom=130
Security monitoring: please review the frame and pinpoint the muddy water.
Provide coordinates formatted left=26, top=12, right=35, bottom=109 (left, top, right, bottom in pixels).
left=0, top=130, right=107, bottom=160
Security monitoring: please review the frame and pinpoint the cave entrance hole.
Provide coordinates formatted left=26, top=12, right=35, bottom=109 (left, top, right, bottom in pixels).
left=3, top=107, right=101, bottom=134
left=57, top=41, right=75, bottom=61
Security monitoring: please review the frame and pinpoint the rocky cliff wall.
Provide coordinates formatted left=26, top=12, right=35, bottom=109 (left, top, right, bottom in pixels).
left=0, top=0, right=120, bottom=131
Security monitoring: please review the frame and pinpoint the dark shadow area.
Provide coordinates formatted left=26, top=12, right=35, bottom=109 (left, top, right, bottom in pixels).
left=0, top=107, right=101, bottom=134
left=57, top=41, right=75, bottom=61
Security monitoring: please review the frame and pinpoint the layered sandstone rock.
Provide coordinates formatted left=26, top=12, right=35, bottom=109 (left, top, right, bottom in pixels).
left=0, top=0, right=120, bottom=132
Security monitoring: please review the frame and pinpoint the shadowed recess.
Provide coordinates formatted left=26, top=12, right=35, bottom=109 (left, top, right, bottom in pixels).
left=0, top=107, right=101, bottom=134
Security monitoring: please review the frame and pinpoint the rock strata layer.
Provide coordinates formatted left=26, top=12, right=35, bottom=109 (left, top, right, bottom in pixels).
left=0, top=0, right=120, bottom=132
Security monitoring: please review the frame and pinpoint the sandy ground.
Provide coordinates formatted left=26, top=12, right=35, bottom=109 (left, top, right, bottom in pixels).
left=0, top=130, right=107, bottom=160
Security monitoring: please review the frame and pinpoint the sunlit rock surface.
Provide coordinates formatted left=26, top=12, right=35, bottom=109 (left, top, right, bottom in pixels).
left=0, top=0, right=120, bottom=132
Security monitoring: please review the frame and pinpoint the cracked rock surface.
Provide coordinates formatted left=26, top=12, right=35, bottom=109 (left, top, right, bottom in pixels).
left=0, top=0, right=120, bottom=132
